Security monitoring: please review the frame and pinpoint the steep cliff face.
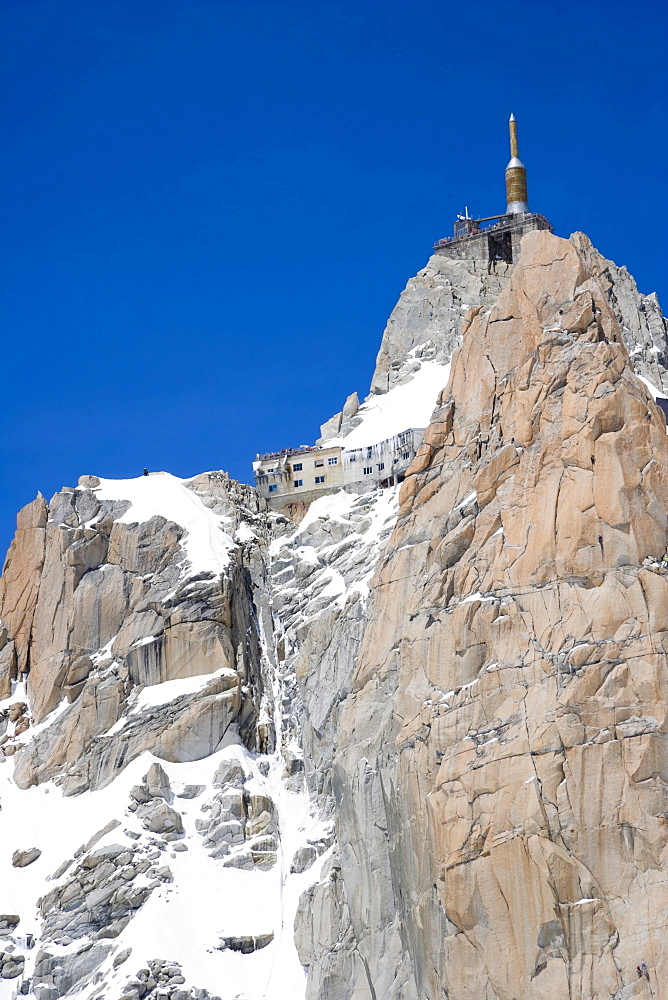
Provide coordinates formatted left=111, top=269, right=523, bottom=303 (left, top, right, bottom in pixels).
left=1, top=230, right=667, bottom=1000
left=314, top=231, right=668, bottom=999
left=1, top=472, right=275, bottom=795
left=0, top=471, right=350, bottom=1000
left=571, top=232, right=668, bottom=392
left=370, top=255, right=511, bottom=396
left=321, top=232, right=667, bottom=445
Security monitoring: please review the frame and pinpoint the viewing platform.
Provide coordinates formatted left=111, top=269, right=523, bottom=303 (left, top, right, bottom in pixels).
left=434, top=212, right=553, bottom=264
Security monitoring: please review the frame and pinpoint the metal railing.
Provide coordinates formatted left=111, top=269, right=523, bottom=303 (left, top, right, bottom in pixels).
left=433, top=212, right=552, bottom=250
left=255, top=445, right=326, bottom=462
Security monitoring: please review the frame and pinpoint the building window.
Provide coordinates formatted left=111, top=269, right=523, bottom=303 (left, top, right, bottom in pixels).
left=292, top=463, right=303, bottom=472
left=403, top=452, right=410, bottom=460
left=328, top=456, right=338, bottom=465
left=348, top=454, right=356, bottom=462
left=315, top=475, right=325, bottom=484
left=314, top=460, right=324, bottom=468
left=268, top=484, right=278, bottom=493
left=293, top=479, right=303, bottom=487
left=363, top=467, right=373, bottom=475
left=378, top=463, right=385, bottom=471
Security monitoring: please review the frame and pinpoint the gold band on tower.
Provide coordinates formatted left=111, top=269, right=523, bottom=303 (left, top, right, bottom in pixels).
left=505, top=113, right=529, bottom=215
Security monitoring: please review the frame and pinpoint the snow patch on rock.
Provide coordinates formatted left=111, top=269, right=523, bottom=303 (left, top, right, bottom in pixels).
left=92, top=473, right=236, bottom=576
left=328, top=360, right=451, bottom=449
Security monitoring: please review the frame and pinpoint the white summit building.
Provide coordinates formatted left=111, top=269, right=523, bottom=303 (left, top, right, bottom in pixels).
left=253, top=359, right=451, bottom=516
left=254, top=116, right=554, bottom=517
left=253, top=428, right=424, bottom=513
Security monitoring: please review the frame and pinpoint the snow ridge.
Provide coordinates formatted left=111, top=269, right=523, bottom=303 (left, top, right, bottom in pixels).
left=92, top=473, right=236, bottom=577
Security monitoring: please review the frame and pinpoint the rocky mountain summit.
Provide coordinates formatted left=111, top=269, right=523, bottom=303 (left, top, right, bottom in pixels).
left=1, top=230, right=667, bottom=1000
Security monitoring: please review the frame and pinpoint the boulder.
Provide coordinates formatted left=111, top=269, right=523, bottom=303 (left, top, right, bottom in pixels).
left=212, top=759, right=246, bottom=788
left=136, top=800, right=183, bottom=836
left=80, top=844, right=125, bottom=869
left=217, top=933, right=273, bottom=953
left=291, top=845, right=317, bottom=874
left=144, top=762, right=171, bottom=800
left=12, top=847, right=41, bottom=867
left=176, top=784, right=204, bottom=799
left=2, top=959, right=24, bottom=979
left=8, top=702, right=27, bottom=723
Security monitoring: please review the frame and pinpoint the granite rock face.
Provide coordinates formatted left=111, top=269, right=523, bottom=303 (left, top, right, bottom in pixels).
left=1, top=230, right=667, bottom=1000
left=571, top=231, right=668, bottom=391
left=321, top=230, right=667, bottom=450
left=1, top=473, right=275, bottom=794
left=370, top=255, right=512, bottom=395
left=306, top=230, right=668, bottom=999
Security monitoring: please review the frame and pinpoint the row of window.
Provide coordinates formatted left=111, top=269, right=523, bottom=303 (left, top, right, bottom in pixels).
left=265, top=452, right=413, bottom=492
left=267, top=474, right=327, bottom=493
left=349, top=451, right=411, bottom=464
left=264, top=452, right=410, bottom=481
left=291, top=456, right=338, bottom=472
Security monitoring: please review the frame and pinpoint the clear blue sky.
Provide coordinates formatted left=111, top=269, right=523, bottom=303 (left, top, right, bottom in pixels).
left=1, top=0, right=666, bottom=556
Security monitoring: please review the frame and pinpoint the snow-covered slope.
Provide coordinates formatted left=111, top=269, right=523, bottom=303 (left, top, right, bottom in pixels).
left=0, top=467, right=399, bottom=1000
left=328, top=359, right=451, bottom=449
left=0, top=693, right=332, bottom=1000
left=93, top=474, right=236, bottom=578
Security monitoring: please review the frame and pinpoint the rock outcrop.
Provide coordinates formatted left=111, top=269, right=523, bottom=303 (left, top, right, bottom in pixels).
left=571, top=232, right=668, bottom=391
left=370, top=255, right=512, bottom=396
left=320, top=231, right=667, bottom=451
left=2, top=473, right=275, bottom=793
left=1, top=947, right=25, bottom=981
left=116, top=958, right=222, bottom=1000
left=1, top=228, right=667, bottom=1000
left=305, top=230, right=668, bottom=999
left=12, top=848, right=41, bottom=868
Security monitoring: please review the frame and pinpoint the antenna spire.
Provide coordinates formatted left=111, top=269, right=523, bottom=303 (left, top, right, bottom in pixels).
left=509, top=114, right=519, bottom=158
left=505, top=114, right=529, bottom=214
